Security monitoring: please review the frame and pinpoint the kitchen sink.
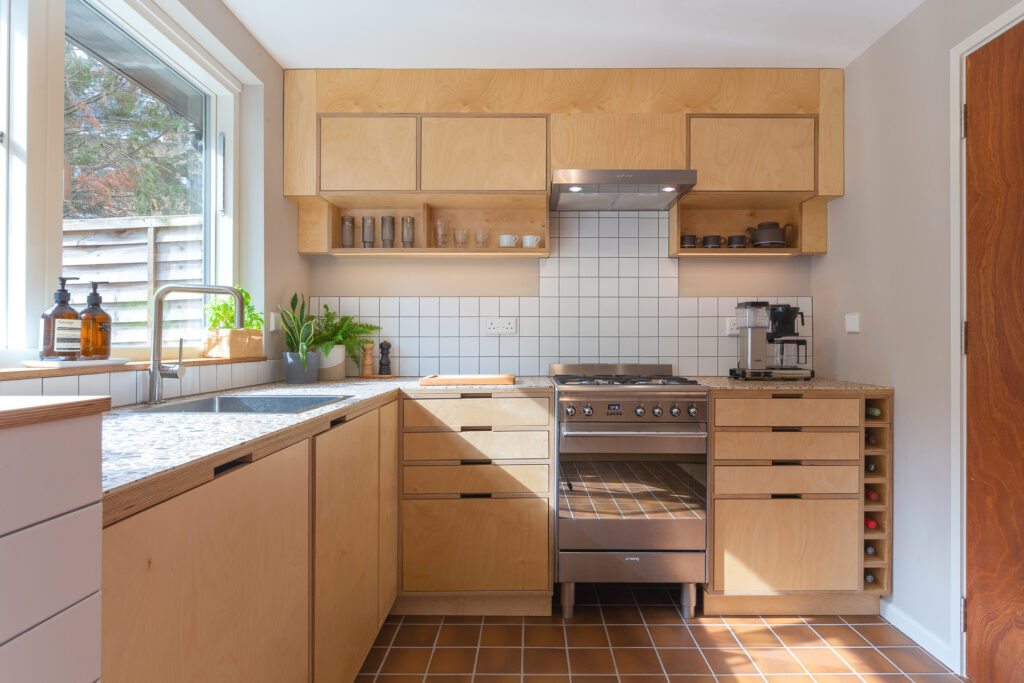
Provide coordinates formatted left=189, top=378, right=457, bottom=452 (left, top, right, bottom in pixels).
left=136, top=394, right=352, bottom=414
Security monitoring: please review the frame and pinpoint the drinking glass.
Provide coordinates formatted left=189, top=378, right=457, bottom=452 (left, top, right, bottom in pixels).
left=474, top=226, right=489, bottom=248
left=454, top=228, right=468, bottom=248
left=434, top=219, right=450, bottom=248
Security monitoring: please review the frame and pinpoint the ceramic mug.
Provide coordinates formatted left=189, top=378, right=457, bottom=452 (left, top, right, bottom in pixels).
left=727, top=234, right=749, bottom=248
left=522, top=234, right=541, bottom=248
left=680, top=234, right=699, bottom=248
left=498, top=234, right=519, bottom=248
left=702, top=234, right=724, bottom=248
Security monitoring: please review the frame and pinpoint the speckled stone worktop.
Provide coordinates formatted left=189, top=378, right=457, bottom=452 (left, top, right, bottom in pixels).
left=694, top=376, right=893, bottom=391
left=102, top=376, right=552, bottom=494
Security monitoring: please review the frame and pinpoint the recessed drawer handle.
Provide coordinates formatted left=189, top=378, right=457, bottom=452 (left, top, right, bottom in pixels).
left=770, top=460, right=801, bottom=466
left=460, top=393, right=492, bottom=399
left=460, top=493, right=492, bottom=499
left=461, top=425, right=492, bottom=432
left=213, top=454, right=252, bottom=477
left=770, top=493, right=802, bottom=499
left=771, top=394, right=803, bottom=399
left=771, top=426, right=802, bottom=432
left=460, top=459, right=492, bottom=466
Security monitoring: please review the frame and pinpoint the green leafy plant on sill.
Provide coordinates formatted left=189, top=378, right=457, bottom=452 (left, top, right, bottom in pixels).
left=205, top=285, right=264, bottom=329
left=280, top=293, right=316, bottom=369
left=311, top=305, right=381, bottom=367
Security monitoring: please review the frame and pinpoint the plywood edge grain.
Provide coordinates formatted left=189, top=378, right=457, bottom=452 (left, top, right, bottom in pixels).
left=284, top=69, right=318, bottom=196
left=0, top=356, right=267, bottom=382
left=817, top=68, right=845, bottom=196
left=702, top=590, right=879, bottom=616
left=0, top=396, right=110, bottom=430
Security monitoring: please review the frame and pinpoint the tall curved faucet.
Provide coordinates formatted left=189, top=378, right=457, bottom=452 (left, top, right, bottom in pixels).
left=148, top=284, right=244, bottom=403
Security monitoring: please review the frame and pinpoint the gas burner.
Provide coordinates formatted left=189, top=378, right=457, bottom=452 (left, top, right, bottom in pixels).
left=553, top=374, right=699, bottom=386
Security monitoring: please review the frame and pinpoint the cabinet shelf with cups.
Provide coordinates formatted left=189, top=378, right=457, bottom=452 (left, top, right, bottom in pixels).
left=318, top=192, right=549, bottom=257
left=668, top=191, right=827, bottom=257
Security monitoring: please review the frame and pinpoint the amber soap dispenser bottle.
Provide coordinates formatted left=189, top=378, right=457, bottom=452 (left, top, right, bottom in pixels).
left=80, top=281, right=112, bottom=360
left=40, top=276, right=82, bottom=360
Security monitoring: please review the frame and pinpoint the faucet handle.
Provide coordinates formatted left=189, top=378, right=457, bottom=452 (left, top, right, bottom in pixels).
left=159, top=338, right=186, bottom=379
left=177, top=337, right=184, bottom=365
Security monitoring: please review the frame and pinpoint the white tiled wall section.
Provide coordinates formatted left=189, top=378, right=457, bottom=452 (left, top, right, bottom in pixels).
left=313, top=211, right=813, bottom=377
left=0, top=359, right=285, bottom=407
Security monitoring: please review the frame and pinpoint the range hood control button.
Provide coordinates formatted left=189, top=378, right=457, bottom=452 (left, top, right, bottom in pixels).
left=670, top=405, right=681, bottom=417
left=565, top=405, right=576, bottom=417
left=687, top=404, right=698, bottom=417
left=582, top=404, right=594, bottom=416
left=651, top=406, right=663, bottom=417
left=634, top=406, right=645, bottom=417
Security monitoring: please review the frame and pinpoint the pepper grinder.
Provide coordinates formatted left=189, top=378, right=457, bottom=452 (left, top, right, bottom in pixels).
left=362, top=216, right=375, bottom=248
left=360, top=342, right=375, bottom=378
left=378, top=339, right=392, bottom=376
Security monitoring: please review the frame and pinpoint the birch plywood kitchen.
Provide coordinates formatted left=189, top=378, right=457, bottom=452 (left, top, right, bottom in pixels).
left=3, top=0, right=1023, bottom=681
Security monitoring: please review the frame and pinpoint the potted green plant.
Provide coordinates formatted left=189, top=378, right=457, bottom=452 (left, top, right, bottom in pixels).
left=280, top=294, right=320, bottom=384
left=310, top=305, right=381, bottom=380
left=202, top=285, right=264, bottom=358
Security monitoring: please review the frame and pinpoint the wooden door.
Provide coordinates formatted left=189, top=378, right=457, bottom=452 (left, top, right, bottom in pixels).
left=320, top=116, right=417, bottom=191
left=964, top=20, right=1024, bottom=681
left=378, top=401, right=399, bottom=625
left=314, top=410, right=380, bottom=683
left=102, top=441, right=310, bottom=683
left=420, top=117, right=547, bottom=191
left=689, top=116, right=816, bottom=191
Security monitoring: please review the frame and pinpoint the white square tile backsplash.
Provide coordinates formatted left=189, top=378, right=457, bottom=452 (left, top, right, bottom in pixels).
left=312, top=211, right=813, bottom=377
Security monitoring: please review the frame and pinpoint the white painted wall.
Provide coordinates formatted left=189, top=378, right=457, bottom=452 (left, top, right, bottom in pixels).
left=810, top=0, right=1021, bottom=670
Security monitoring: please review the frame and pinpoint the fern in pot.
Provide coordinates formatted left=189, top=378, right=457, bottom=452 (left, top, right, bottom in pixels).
left=311, top=305, right=381, bottom=380
left=280, top=294, right=320, bottom=384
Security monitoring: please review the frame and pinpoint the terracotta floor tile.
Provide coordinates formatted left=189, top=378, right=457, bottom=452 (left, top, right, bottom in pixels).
left=480, top=625, right=522, bottom=647
left=808, top=676, right=862, bottom=682
left=524, top=625, right=566, bottom=647
left=701, top=648, right=758, bottom=674
left=731, top=624, right=782, bottom=647
left=428, top=647, right=478, bottom=674
left=613, top=647, right=663, bottom=674
left=607, top=624, right=654, bottom=647
left=761, top=615, right=807, bottom=624
left=446, top=615, right=485, bottom=624
left=857, top=675, right=913, bottom=683
left=772, top=624, right=827, bottom=648
left=721, top=615, right=765, bottom=625
left=831, top=646, right=901, bottom=674
left=522, top=676, right=571, bottom=683
left=380, top=647, right=433, bottom=674
left=602, top=604, right=644, bottom=623
left=484, top=616, right=523, bottom=624
left=716, top=676, right=770, bottom=682
left=564, top=606, right=603, bottom=625
left=764, top=676, right=815, bottom=683
left=393, top=623, right=441, bottom=647
left=908, top=675, right=964, bottom=682
left=880, top=647, right=950, bottom=674
left=855, top=624, right=918, bottom=647
left=658, top=648, right=713, bottom=674
left=746, top=647, right=806, bottom=674
left=840, top=613, right=888, bottom=624
left=360, top=647, right=387, bottom=673
left=526, top=612, right=565, bottom=625
left=800, top=614, right=847, bottom=625
left=475, top=647, right=522, bottom=674
left=571, top=676, right=618, bottom=683
left=375, top=624, right=398, bottom=646
left=426, top=676, right=472, bottom=683
left=791, top=647, right=856, bottom=674
left=642, top=605, right=686, bottom=624
left=667, top=676, right=716, bottom=683
left=683, top=615, right=724, bottom=624
left=565, top=625, right=609, bottom=647
left=377, top=676, right=426, bottom=683
left=403, top=615, right=444, bottom=623
left=648, top=625, right=696, bottom=648
left=620, top=676, right=668, bottom=683
left=437, top=624, right=483, bottom=647
left=473, top=676, right=521, bottom=683
left=568, top=648, right=617, bottom=674
left=688, top=624, right=739, bottom=648
left=812, top=624, right=871, bottom=647
left=523, top=647, right=569, bottom=675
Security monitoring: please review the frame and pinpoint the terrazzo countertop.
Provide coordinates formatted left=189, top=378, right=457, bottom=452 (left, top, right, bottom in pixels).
left=694, top=376, right=892, bottom=391
left=102, top=376, right=552, bottom=494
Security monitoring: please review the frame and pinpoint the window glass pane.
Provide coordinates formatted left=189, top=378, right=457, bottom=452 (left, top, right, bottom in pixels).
left=62, top=25, right=207, bottom=347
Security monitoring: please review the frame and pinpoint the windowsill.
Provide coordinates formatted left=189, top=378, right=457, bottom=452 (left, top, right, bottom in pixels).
left=0, top=356, right=267, bottom=382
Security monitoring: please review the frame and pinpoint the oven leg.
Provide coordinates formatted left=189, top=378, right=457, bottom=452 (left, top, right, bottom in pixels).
left=681, top=583, right=696, bottom=619
left=560, top=582, right=575, bottom=620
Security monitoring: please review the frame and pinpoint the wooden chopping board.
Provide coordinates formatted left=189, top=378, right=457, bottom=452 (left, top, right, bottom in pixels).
left=419, top=374, right=515, bottom=386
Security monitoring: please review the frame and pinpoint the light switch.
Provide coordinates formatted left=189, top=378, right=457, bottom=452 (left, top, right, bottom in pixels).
left=266, top=312, right=280, bottom=332
left=845, top=313, right=860, bottom=334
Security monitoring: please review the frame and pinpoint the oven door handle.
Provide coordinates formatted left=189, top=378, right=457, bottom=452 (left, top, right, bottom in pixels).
left=560, top=429, right=709, bottom=439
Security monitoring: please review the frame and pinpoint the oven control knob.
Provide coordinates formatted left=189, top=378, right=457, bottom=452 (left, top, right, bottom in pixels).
left=670, top=405, right=681, bottom=417
left=565, top=405, right=576, bottom=417
left=687, top=404, right=698, bottom=417
left=583, top=404, right=594, bottom=416
left=634, top=406, right=645, bottom=417
left=652, top=405, right=664, bottom=417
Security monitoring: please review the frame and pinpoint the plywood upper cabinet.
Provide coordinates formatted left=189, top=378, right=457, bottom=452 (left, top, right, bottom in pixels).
left=420, top=117, right=547, bottom=191
left=284, top=70, right=317, bottom=196
left=320, top=116, right=417, bottom=191
left=689, top=116, right=816, bottom=192
left=551, top=113, right=686, bottom=170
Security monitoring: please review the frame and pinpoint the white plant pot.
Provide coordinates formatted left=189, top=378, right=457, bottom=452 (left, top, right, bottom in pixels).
left=318, top=346, right=348, bottom=381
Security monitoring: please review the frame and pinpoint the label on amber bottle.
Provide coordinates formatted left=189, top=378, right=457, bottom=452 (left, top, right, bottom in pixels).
left=54, top=318, right=83, bottom=353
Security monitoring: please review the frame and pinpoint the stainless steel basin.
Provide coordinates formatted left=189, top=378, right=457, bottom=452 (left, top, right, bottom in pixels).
left=136, top=394, right=352, bottom=414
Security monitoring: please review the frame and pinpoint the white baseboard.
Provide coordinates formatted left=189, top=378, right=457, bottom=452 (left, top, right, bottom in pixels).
left=881, top=602, right=962, bottom=674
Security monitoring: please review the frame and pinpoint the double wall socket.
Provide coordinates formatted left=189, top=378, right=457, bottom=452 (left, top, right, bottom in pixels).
left=485, top=317, right=517, bottom=336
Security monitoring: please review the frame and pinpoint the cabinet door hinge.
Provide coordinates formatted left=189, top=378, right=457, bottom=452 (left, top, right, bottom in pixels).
left=962, top=320, right=968, bottom=356
left=961, top=104, right=967, bottom=139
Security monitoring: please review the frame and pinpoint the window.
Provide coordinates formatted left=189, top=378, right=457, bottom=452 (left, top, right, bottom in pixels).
left=62, top=0, right=210, bottom=346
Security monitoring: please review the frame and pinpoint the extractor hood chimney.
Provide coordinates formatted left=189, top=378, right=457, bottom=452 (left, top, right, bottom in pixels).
left=550, top=169, right=697, bottom=211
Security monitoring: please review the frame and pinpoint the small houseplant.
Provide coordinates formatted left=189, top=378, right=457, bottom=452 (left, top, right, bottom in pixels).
left=280, top=294, right=320, bottom=384
left=310, top=305, right=380, bottom=380
left=202, top=285, right=264, bottom=358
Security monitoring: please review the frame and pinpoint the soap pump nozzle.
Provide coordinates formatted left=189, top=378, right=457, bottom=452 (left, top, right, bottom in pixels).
left=86, top=281, right=108, bottom=306
left=54, top=276, right=79, bottom=303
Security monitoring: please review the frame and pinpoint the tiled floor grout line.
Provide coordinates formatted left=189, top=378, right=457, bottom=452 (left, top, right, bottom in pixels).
left=677, top=599, right=721, bottom=682
left=843, top=622, right=916, bottom=680
left=717, top=618, right=769, bottom=682
left=520, top=618, right=525, bottom=683
left=374, top=614, right=403, bottom=682
left=756, top=614, right=817, bottom=680
left=595, top=599, right=624, bottom=682
left=470, top=616, right=484, bottom=682
left=635, top=589, right=672, bottom=681
left=419, top=616, right=444, bottom=683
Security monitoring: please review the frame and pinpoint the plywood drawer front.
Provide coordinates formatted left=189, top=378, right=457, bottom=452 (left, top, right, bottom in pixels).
left=714, top=465, right=859, bottom=495
left=714, top=498, right=859, bottom=592
left=715, top=398, right=860, bottom=427
left=404, top=431, right=549, bottom=461
left=404, top=397, right=550, bottom=428
left=420, top=117, right=547, bottom=191
left=714, top=431, right=860, bottom=461
left=403, top=498, right=548, bottom=591
left=404, top=464, right=548, bottom=494
left=0, top=591, right=100, bottom=683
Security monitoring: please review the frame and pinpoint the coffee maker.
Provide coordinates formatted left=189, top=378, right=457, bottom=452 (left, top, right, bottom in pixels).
left=730, top=302, right=814, bottom=380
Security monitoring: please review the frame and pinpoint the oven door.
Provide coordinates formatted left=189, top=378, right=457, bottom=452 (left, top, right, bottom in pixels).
left=559, top=421, right=707, bottom=455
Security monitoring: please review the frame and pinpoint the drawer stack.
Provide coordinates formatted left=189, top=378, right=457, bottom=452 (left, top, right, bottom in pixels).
left=398, top=390, right=555, bottom=614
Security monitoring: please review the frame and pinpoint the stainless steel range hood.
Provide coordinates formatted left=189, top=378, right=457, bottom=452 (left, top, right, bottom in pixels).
left=550, top=169, right=697, bottom=211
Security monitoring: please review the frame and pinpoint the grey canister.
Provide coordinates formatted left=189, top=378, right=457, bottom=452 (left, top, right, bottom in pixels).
left=381, top=215, right=396, bottom=248
left=401, top=216, right=415, bottom=248
left=341, top=216, right=355, bottom=248
left=362, top=216, right=375, bottom=248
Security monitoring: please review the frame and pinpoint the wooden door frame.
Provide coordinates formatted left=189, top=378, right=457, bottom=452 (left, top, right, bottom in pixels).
left=949, top=2, right=1024, bottom=675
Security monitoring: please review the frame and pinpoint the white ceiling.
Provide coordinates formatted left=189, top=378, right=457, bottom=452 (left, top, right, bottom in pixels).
left=220, top=0, right=925, bottom=70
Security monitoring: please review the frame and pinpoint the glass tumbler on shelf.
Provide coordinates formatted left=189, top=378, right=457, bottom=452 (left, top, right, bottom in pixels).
left=434, top=219, right=450, bottom=248
left=454, top=228, right=468, bottom=248
left=474, top=226, right=489, bottom=248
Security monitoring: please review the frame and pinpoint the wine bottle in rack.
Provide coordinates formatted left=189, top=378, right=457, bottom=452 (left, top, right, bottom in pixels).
left=866, top=406, right=882, bottom=417
left=865, top=461, right=877, bottom=473
left=866, top=434, right=879, bottom=446
left=865, top=543, right=876, bottom=556
left=865, top=516, right=878, bottom=529
left=865, top=486, right=880, bottom=501
left=865, top=572, right=876, bottom=584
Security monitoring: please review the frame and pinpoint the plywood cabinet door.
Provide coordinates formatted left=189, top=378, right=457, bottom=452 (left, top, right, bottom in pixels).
left=320, top=116, right=417, bottom=190
left=315, top=410, right=380, bottom=683
left=421, top=117, right=547, bottom=191
left=713, top=498, right=859, bottom=592
left=102, top=441, right=311, bottom=683
left=551, top=113, right=686, bottom=170
left=689, top=116, right=816, bottom=191
left=378, top=401, right=399, bottom=626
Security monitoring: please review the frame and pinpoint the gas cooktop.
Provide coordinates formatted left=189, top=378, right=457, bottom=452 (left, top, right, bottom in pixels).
left=553, top=374, right=699, bottom=386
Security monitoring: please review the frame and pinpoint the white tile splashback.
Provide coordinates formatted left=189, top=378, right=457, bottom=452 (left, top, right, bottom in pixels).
left=313, top=211, right=813, bottom=377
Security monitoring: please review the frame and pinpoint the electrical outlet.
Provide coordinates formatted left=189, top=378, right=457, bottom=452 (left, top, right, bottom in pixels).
left=845, top=313, right=861, bottom=333
left=485, top=317, right=517, bottom=336
left=723, top=318, right=738, bottom=336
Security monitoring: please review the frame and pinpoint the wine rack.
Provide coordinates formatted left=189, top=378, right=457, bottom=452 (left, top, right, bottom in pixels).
left=863, top=393, right=893, bottom=595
